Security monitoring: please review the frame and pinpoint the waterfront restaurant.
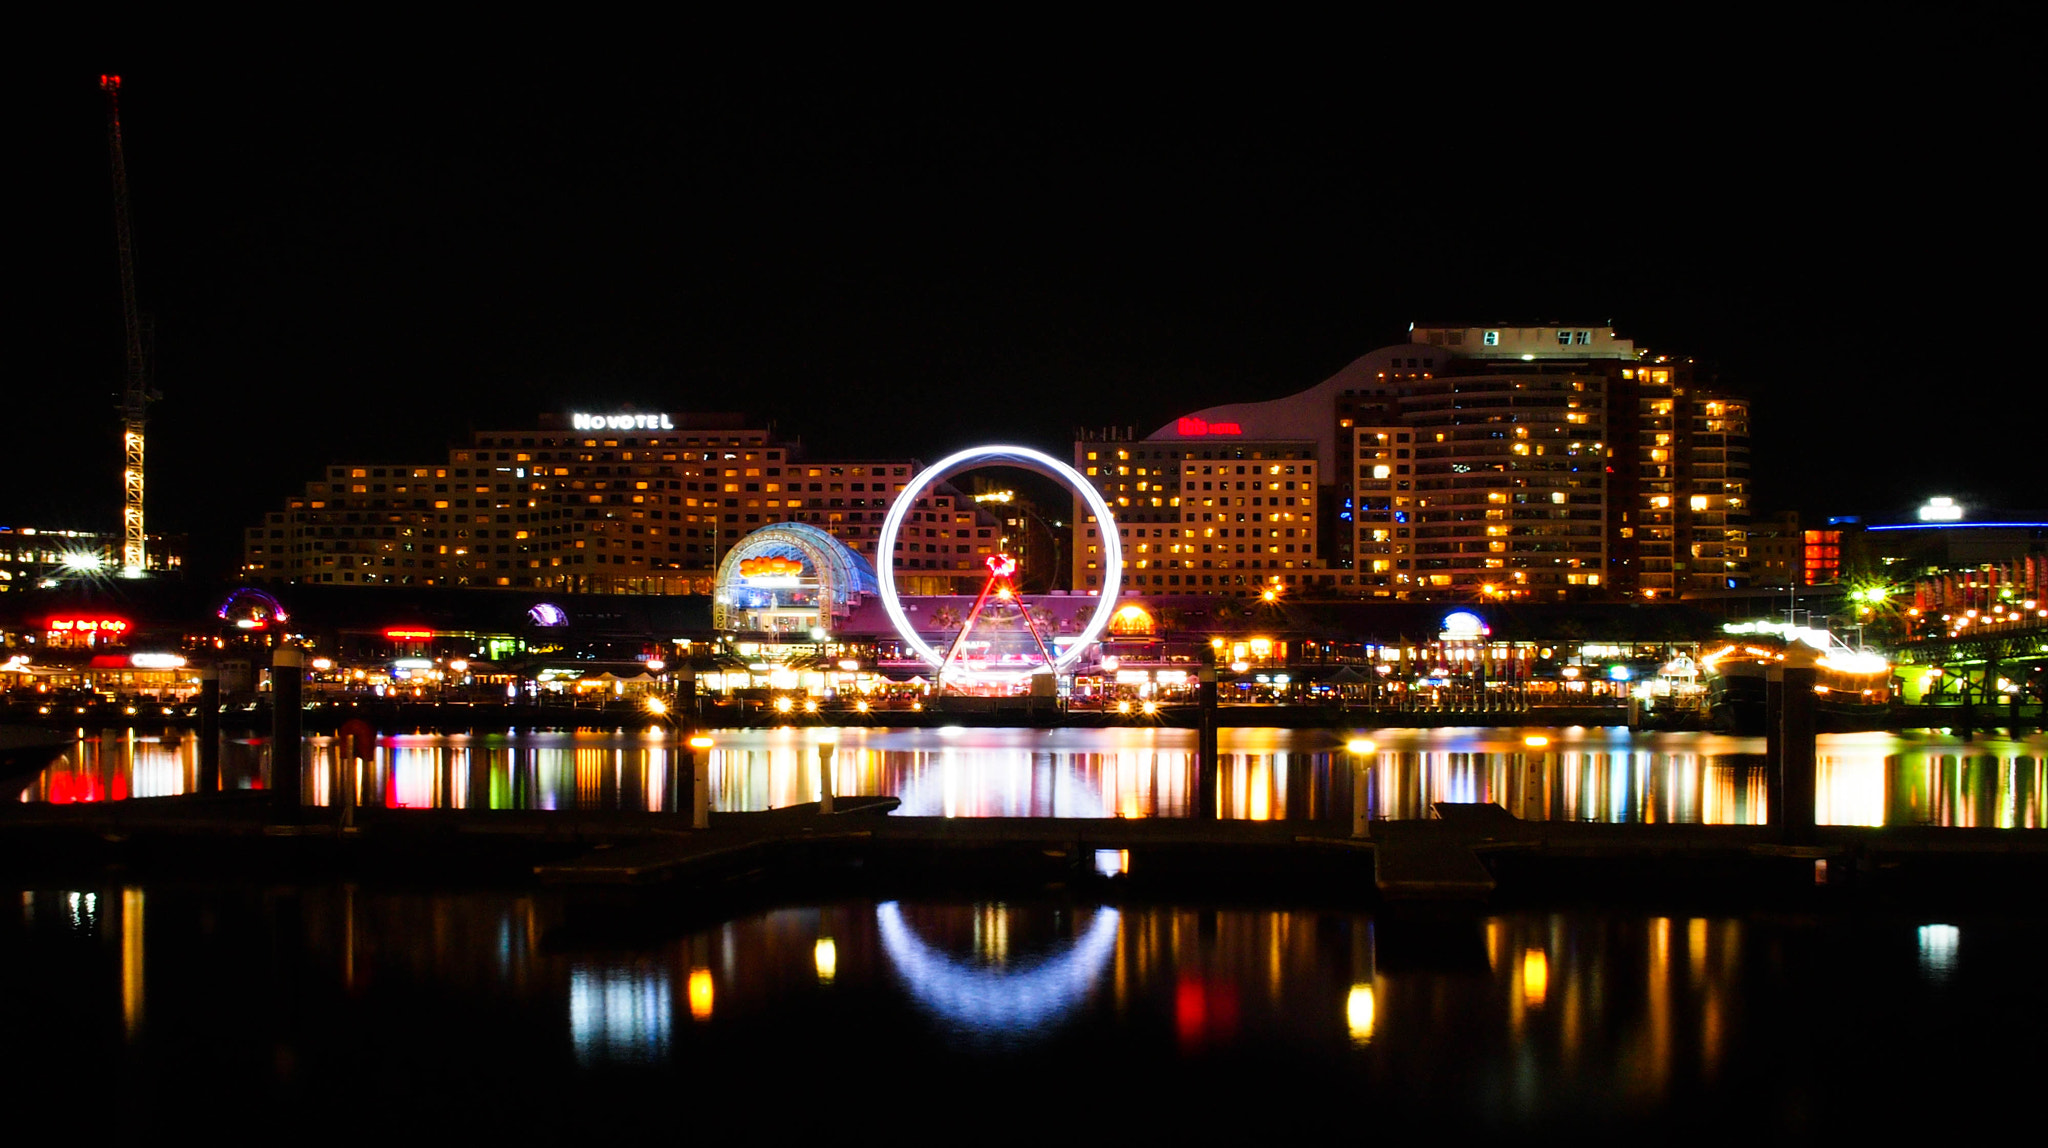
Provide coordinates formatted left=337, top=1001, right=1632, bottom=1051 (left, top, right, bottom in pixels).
left=1, top=566, right=1725, bottom=715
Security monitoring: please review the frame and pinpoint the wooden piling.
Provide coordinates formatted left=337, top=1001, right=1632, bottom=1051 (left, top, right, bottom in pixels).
left=271, top=648, right=303, bottom=818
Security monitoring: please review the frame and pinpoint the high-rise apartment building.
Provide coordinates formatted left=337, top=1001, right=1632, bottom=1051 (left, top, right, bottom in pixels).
left=1073, top=323, right=1750, bottom=599
left=241, top=411, right=999, bottom=595
left=1072, top=429, right=1318, bottom=595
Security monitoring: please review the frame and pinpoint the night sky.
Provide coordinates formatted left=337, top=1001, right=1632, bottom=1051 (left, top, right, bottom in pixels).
left=15, top=18, right=2040, bottom=579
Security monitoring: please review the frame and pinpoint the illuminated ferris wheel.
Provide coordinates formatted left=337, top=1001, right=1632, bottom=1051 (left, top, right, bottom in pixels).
left=928, top=552, right=1061, bottom=686
left=874, top=445, right=1122, bottom=688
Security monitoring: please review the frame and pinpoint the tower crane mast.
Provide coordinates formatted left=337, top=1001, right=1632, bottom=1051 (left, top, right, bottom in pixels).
left=101, top=74, right=152, bottom=578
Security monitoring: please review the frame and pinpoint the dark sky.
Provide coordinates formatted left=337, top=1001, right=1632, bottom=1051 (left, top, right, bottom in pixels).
left=14, top=16, right=2041, bottom=579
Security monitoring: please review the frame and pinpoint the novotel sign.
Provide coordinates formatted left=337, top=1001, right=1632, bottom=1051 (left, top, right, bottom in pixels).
left=572, top=412, right=676, bottom=431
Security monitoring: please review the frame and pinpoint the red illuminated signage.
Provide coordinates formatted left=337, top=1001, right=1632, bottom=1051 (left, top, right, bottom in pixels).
left=1176, top=417, right=1242, bottom=436
left=48, top=618, right=129, bottom=636
left=385, top=629, right=435, bottom=640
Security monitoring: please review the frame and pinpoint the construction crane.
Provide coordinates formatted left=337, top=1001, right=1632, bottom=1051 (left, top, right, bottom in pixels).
left=101, top=74, right=153, bottom=578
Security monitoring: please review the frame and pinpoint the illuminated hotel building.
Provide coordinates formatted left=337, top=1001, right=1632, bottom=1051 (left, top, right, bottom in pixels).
left=1073, top=429, right=1319, bottom=594
left=1075, top=323, right=1749, bottom=599
left=241, top=412, right=999, bottom=595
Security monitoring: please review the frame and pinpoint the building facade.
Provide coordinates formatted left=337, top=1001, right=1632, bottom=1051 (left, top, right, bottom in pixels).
left=1074, top=323, right=1751, bottom=600
left=241, top=411, right=1001, bottom=595
left=1072, top=431, right=1320, bottom=596
left=2, top=526, right=183, bottom=591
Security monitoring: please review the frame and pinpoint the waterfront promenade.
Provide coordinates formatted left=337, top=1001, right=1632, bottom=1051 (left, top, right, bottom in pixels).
left=8, top=695, right=2040, bottom=734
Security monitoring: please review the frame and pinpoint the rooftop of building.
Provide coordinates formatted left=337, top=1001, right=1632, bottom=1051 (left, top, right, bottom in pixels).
left=1408, top=323, right=1639, bottom=360
left=1125, top=324, right=1651, bottom=465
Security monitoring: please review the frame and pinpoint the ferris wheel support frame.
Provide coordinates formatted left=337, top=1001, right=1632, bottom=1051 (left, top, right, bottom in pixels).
left=874, top=445, right=1122, bottom=683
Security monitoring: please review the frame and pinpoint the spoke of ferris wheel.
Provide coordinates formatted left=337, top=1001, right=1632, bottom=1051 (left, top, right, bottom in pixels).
left=1013, top=581, right=1059, bottom=672
left=936, top=569, right=1004, bottom=690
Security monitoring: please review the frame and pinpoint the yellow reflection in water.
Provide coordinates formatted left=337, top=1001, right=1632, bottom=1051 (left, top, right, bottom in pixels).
left=975, top=903, right=1010, bottom=962
left=1521, top=948, right=1548, bottom=1008
left=121, top=886, right=144, bottom=1039
left=1346, top=983, right=1376, bottom=1044
left=687, top=967, right=714, bottom=1020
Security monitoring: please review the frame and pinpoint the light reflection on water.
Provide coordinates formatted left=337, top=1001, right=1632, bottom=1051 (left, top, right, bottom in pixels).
left=12, top=884, right=2040, bottom=1133
left=569, top=962, right=672, bottom=1067
left=875, top=901, right=1121, bottom=1040
left=15, top=725, right=2046, bottom=827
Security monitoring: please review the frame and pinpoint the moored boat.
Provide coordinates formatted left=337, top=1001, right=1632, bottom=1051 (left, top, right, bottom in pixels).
left=1703, top=639, right=1894, bottom=735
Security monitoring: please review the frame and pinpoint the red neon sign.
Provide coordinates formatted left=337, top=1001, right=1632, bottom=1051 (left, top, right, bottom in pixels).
left=1176, top=417, right=1242, bottom=436
left=385, top=629, right=434, bottom=640
left=49, top=618, right=129, bottom=635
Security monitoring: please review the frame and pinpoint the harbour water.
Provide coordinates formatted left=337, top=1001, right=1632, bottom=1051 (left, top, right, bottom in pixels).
left=8, top=880, right=2040, bottom=1135
left=19, top=725, right=2046, bottom=828
left=9, top=725, right=2045, bottom=1134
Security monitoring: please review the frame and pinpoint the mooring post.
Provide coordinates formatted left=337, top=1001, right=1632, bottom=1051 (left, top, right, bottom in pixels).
left=271, top=648, right=304, bottom=819
left=817, top=733, right=837, bottom=815
left=687, top=732, right=713, bottom=829
left=198, top=664, right=221, bottom=792
left=1772, top=645, right=1819, bottom=844
left=1348, top=738, right=1376, bottom=839
left=1521, top=735, right=1550, bottom=821
left=1197, top=656, right=1220, bottom=821
left=660, top=728, right=680, bottom=812
left=338, top=734, right=357, bottom=829
left=1764, top=668, right=1785, bottom=820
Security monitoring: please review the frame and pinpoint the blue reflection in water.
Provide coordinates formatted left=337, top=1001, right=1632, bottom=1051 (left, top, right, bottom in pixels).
left=876, top=902, right=1119, bottom=1039
left=1917, top=924, right=1960, bottom=983
left=569, top=963, right=672, bottom=1066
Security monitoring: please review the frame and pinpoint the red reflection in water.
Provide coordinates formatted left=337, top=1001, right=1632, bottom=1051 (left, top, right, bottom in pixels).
left=1175, top=975, right=1240, bottom=1049
left=44, top=771, right=103, bottom=804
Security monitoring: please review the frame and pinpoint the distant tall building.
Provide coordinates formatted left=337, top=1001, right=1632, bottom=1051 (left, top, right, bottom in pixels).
left=241, top=411, right=1000, bottom=595
left=1748, top=511, right=1804, bottom=589
left=964, top=477, right=1066, bottom=593
left=1073, top=323, right=1751, bottom=600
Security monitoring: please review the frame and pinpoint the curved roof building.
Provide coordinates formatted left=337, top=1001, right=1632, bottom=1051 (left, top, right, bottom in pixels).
left=713, top=521, right=879, bottom=633
left=1074, top=324, right=1748, bottom=601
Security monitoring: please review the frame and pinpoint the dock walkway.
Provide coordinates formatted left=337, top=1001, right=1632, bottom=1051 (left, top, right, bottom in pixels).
left=5, top=793, right=2047, bottom=909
